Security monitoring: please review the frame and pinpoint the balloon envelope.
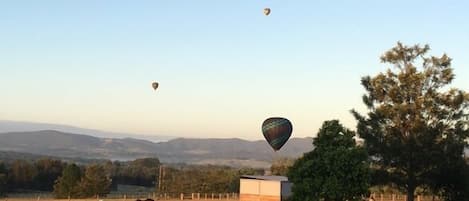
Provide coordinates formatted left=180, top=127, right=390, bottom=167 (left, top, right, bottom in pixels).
left=262, top=117, right=292, bottom=151
left=264, top=8, right=271, bottom=16
left=152, top=82, right=159, bottom=90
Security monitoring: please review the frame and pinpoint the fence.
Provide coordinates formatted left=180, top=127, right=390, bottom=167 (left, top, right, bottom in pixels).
left=4, top=193, right=443, bottom=201
left=3, top=193, right=238, bottom=201
left=109, top=193, right=238, bottom=200
left=367, top=193, right=441, bottom=201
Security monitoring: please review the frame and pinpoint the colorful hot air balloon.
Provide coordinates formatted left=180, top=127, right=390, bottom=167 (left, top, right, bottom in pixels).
left=152, top=82, right=159, bottom=91
left=262, top=117, right=292, bottom=151
left=264, top=8, right=271, bottom=16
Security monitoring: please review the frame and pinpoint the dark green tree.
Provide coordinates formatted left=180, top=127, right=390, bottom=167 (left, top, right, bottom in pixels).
left=352, top=42, right=469, bottom=201
left=114, top=158, right=160, bottom=187
left=33, top=158, right=65, bottom=191
left=53, top=163, right=82, bottom=198
left=76, top=164, right=111, bottom=198
left=288, top=120, right=370, bottom=201
left=429, top=156, right=469, bottom=200
left=8, top=160, right=37, bottom=190
left=0, top=162, right=7, bottom=197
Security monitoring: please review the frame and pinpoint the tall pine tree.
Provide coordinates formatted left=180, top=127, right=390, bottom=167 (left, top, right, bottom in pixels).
left=53, top=163, right=82, bottom=198
left=352, top=42, right=469, bottom=201
left=77, top=164, right=111, bottom=198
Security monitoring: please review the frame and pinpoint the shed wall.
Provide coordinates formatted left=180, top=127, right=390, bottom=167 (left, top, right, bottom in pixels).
left=240, top=179, right=282, bottom=201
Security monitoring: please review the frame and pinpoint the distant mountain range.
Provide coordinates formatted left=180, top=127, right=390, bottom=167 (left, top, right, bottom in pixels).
left=0, top=130, right=313, bottom=168
left=0, top=120, right=175, bottom=142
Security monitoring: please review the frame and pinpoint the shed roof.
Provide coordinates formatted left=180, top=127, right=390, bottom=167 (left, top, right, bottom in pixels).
left=240, top=175, right=289, bottom=181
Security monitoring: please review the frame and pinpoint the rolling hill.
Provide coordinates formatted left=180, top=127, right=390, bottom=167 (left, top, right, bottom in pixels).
left=0, top=130, right=313, bottom=168
left=0, top=120, right=174, bottom=142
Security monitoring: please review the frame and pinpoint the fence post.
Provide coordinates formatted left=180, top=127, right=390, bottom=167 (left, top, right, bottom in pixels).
left=211, top=193, right=214, bottom=200
left=180, top=193, right=184, bottom=200
left=417, top=195, right=421, bottom=201
left=197, top=193, right=200, bottom=200
left=205, top=193, right=207, bottom=200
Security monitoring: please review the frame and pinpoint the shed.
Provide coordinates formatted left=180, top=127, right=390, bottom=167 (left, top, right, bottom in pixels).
left=239, top=175, right=292, bottom=201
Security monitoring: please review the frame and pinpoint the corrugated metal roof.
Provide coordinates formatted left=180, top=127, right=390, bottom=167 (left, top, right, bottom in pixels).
left=240, top=175, right=289, bottom=181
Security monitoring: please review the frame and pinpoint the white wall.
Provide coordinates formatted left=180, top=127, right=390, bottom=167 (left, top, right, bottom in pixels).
left=259, top=180, right=281, bottom=196
left=240, top=179, right=281, bottom=196
left=240, top=179, right=260, bottom=194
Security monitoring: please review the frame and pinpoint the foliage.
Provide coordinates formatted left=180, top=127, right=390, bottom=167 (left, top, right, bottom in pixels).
left=33, top=158, right=65, bottom=191
left=0, top=162, right=7, bottom=197
left=76, top=164, right=111, bottom=198
left=428, top=153, right=469, bottom=200
left=352, top=42, right=469, bottom=201
left=113, top=158, right=160, bottom=187
left=53, top=163, right=82, bottom=198
left=238, top=167, right=264, bottom=176
left=157, top=164, right=263, bottom=194
left=270, top=157, right=295, bottom=176
left=8, top=160, right=37, bottom=190
left=288, top=120, right=370, bottom=201
left=0, top=156, right=263, bottom=194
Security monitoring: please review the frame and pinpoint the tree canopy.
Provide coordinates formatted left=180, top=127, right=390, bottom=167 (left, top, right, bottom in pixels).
left=53, top=163, right=82, bottom=198
left=352, top=42, right=469, bottom=201
left=77, top=164, right=111, bottom=198
left=0, top=163, right=7, bottom=197
left=288, top=120, right=370, bottom=201
left=270, top=157, right=295, bottom=176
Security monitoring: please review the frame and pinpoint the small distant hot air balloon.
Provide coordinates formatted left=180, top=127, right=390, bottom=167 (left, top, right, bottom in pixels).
left=263, top=8, right=271, bottom=16
left=151, top=82, right=159, bottom=91
left=262, top=117, right=292, bottom=151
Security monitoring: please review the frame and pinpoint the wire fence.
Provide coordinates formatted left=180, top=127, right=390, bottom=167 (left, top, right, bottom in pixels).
left=4, top=192, right=443, bottom=201
left=366, top=193, right=442, bottom=201
left=3, top=192, right=239, bottom=201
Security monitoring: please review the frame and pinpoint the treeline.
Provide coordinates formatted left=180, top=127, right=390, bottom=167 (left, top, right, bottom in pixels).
left=0, top=158, right=264, bottom=198
left=158, top=165, right=263, bottom=194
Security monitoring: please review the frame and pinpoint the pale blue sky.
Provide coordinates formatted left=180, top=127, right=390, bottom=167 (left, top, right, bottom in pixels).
left=1, top=1, right=468, bottom=140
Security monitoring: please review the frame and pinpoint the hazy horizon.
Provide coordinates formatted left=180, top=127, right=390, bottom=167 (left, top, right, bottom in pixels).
left=2, top=1, right=469, bottom=140
left=0, top=119, right=316, bottom=141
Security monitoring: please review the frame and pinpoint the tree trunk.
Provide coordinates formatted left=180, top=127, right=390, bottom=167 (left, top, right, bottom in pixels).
left=407, top=184, right=415, bottom=201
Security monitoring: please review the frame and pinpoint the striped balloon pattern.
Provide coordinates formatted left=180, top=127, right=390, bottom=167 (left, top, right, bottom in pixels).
left=262, top=117, right=292, bottom=151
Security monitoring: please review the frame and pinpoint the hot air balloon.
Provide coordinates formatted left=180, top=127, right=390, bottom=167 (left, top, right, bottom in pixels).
left=152, top=82, right=159, bottom=91
left=262, top=117, right=292, bottom=151
left=263, top=8, right=271, bottom=16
